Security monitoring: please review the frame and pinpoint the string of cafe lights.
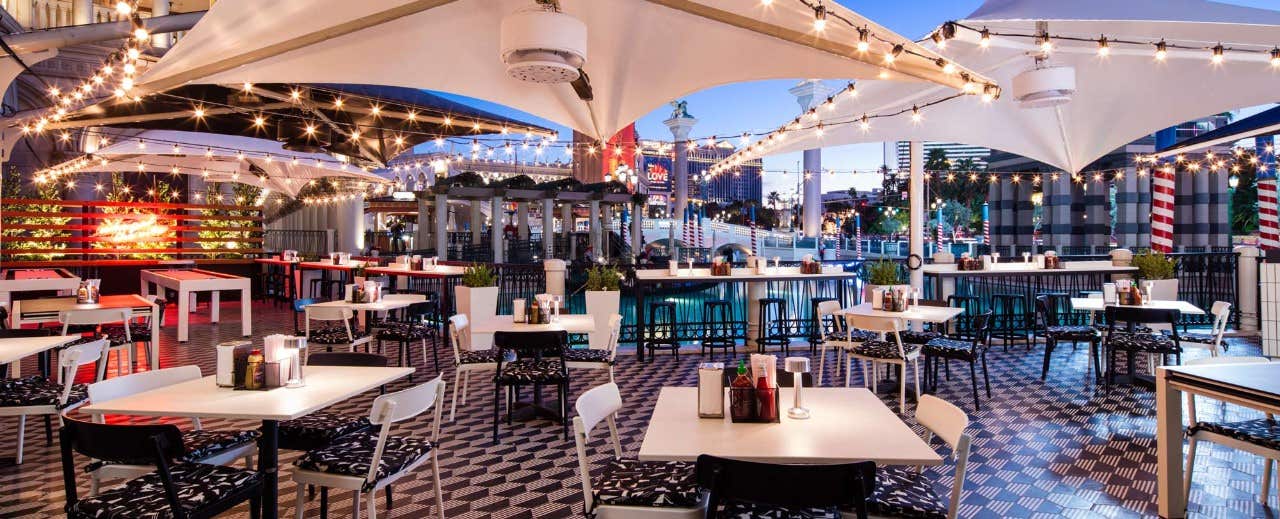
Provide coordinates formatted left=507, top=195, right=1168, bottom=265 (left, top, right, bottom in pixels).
left=935, top=21, right=1280, bottom=67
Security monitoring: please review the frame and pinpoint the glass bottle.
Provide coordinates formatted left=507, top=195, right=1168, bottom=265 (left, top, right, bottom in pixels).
left=729, top=360, right=755, bottom=420
left=244, top=349, right=265, bottom=389
left=756, top=374, right=778, bottom=421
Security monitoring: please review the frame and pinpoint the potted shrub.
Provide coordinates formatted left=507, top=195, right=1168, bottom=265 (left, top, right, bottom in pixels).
left=456, top=264, right=499, bottom=329
left=1133, top=250, right=1178, bottom=300
left=864, top=259, right=906, bottom=309
left=584, top=265, right=622, bottom=350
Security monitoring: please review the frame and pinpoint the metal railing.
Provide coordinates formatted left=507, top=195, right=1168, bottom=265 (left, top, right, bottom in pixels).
left=263, top=230, right=331, bottom=258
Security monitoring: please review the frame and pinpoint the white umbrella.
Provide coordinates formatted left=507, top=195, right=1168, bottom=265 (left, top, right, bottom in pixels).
left=716, top=0, right=1280, bottom=174
left=135, top=0, right=996, bottom=140
left=54, top=129, right=389, bottom=198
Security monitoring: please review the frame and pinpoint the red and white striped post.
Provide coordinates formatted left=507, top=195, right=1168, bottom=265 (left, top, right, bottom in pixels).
left=1151, top=165, right=1176, bottom=253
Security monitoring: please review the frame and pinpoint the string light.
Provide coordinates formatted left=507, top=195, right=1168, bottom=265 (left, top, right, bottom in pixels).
left=1211, top=43, right=1225, bottom=65
left=856, top=27, right=870, bottom=53
left=1155, top=40, right=1168, bottom=61
left=1097, top=36, right=1110, bottom=57
left=812, top=3, right=827, bottom=31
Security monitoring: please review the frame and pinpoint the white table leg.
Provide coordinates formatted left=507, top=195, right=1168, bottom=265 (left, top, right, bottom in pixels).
left=140, top=278, right=150, bottom=298
left=177, top=289, right=190, bottom=343
left=211, top=291, right=221, bottom=323
left=1156, top=367, right=1186, bottom=518
left=240, top=288, right=252, bottom=337
left=188, top=291, right=198, bottom=313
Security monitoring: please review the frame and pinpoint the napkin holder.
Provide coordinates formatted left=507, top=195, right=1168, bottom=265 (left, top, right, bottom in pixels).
left=697, top=363, right=725, bottom=418
left=215, top=341, right=253, bottom=387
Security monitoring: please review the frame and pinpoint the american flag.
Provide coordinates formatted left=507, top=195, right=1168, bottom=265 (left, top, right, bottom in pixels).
left=1151, top=165, right=1176, bottom=253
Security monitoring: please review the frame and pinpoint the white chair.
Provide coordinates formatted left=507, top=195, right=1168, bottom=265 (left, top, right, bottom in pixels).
left=60, top=308, right=135, bottom=378
left=0, top=338, right=106, bottom=464
left=572, top=382, right=703, bottom=518
left=84, top=365, right=257, bottom=495
left=867, top=394, right=973, bottom=519
left=1182, top=355, right=1276, bottom=504
left=304, top=305, right=372, bottom=354
left=448, top=314, right=497, bottom=421
left=566, top=314, right=622, bottom=382
left=843, top=314, right=922, bottom=415
left=813, top=301, right=877, bottom=386
left=1179, top=301, right=1232, bottom=356
left=292, top=375, right=447, bottom=519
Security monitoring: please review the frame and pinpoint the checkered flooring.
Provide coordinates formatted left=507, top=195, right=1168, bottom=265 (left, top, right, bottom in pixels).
left=0, top=300, right=1276, bottom=518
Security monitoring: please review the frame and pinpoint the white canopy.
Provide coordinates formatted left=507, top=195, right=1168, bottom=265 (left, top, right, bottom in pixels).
left=719, top=0, right=1280, bottom=173
left=66, top=130, right=389, bottom=197
left=136, top=0, right=995, bottom=140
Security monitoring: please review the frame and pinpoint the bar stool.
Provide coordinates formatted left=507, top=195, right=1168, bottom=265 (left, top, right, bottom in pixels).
left=946, top=295, right=981, bottom=339
left=646, top=302, right=680, bottom=361
left=756, top=297, right=791, bottom=355
left=808, top=297, right=838, bottom=353
left=701, top=300, right=736, bottom=358
left=990, top=293, right=1030, bottom=350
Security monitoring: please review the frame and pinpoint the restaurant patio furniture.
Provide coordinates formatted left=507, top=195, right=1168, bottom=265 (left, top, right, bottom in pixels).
left=1035, top=295, right=1102, bottom=383
left=990, top=293, right=1029, bottom=350
left=807, top=296, right=839, bottom=353
left=843, top=315, right=923, bottom=415
left=1, top=338, right=105, bottom=465
left=0, top=330, right=77, bottom=379
left=292, top=375, right=447, bottom=519
left=756, top=297, right=792, bottom=355
left=868, top=394, right=973, bottom=519
left=697, top=454, right=875, bottom=518
left=140, top=268, right=252, bottom=343
left=1178, top=301, right=1232, bottom=356
left=572, top=382, right=703, bottom=519
left=98, top=295, right=165, bottom=358
left=302, top=305, right=372, bottom=353
left=922, top=312, right=994, bottom=411
left=646, top=301, right=680, bottom=361
left=700, top=299, right=736, bottom=358
left=447, top=314, right=495, bottom=422
left=84, top=366, right=259, bottom=495
left=564, top=314, right=622, bottom=382
left=11, top=295, right=161, bottom=376
left=82, top=364, right=415, bottom=519
left=58, top=416, right=264, bottom=519
left=276, top=353, right=387, bottom=454
left=1179, top=356, right=1276, bottom=506
left=0, top=269, right=80, bottom=317
left=1105, top=306, right=1184, bottom=387
left=492, top=330, right=570, bottom=442
left=60, top=308, right=141, bottom=379
left=374, top=301, right=440, bottom=375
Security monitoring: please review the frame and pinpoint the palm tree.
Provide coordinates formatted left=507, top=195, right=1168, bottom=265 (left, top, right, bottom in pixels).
left=767, top=191, right=782, bottom=210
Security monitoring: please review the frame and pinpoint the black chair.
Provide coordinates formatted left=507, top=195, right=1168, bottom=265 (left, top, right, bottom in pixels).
left=1104, top=306, right=1183, bottom=386
left=900, top=300, right=946, bottom=344
left=374, top=301, right=441, bottom=375
left=278, top=352, right=388, bottom=453
left=990, top=293, right=1029, bottom=350
left=60, top=416, right=263, bottom=519
left=695, top=454, right=876, bottom=518
left=492, top=330, right=570, bottom=442
left=1035, top=295, right=1101, bottom=382
left=701, top=300, right=736, bottom=358
left=923, top=312, right=994, bottom=411
left=646, top=302, right=680, bottom=361
left=946, top=295, right=982, bottom=339
left=756, top=298, right=791, bottom=354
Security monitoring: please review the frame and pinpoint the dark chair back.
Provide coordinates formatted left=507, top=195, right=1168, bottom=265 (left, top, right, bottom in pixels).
left=695, top=454, right=876, bottom=519
left=308, top=351, right=389, bottom=367
left=1105, top=305, right=1181, bottom=338
left=61, top=416, right=186, bottom=515
left=1034, top=295, right=1067, bottom=328
left=493, top=331, right=568, bottom=381
left=969, top=311, right=994, bottom=348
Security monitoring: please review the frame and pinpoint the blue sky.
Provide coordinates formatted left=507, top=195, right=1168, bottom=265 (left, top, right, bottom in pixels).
left=435, top=0, right=1280, bottom=199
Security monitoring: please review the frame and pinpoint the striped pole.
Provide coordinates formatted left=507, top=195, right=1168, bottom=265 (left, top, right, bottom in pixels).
left=750, top=205, right=759, bottom=255
left=683, top=205, right=692, bottom=252
left=855, top=213, right=863, bottom=259
left=1259, top=136, right=1279, bottom=250
left=834, top=217, right=842, bottom=259
left=981, top=202, right=990, bottom=245
left=1151, top=165, right=1176, bottom=253
left=620, top=205, right=630, bottom=253
left=936, top=204, right=945, bottom=253
left=696, top=204, right=705, bottom=250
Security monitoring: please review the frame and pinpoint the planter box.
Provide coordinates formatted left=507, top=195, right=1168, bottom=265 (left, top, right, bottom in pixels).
left=585, top=290, right=621, bottom=350
left=864, top=284, right=910, bottom=309
left=457, top=285, right=499, bottom=349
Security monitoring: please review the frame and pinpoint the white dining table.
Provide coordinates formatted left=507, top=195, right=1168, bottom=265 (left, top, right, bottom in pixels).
left=469, top=314, right=596, bottom=334
left=306, top=294, right=426, bottom=328
left=1069, top=298, right=1205, bottom=315
left=82, top=365, right=414, bottom=519
left=0, top=335, right=83, bottom=378
left=837, top=302, right=965, bottom=323
left=638, top=387, right=942, bottom=466
left=140, top=269, right=252, bottom=342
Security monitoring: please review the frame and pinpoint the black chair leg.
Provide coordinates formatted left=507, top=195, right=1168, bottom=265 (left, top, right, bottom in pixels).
left=969, top=360, right=980, bottom=412
left=1040, top=339, right=1056, bottom=381
left=250, top=495, right=261, bottom=519
left=44, top=415, right=53, bottom=445
left=386, top=485, right=392, bottom=510
left=492, top=383, right=502, bottom=443
left=1091, top=340, right=1102, bottom=384
left=981, top=353, right=992, bottom=398
left=320, top=488, right=329, bottom=519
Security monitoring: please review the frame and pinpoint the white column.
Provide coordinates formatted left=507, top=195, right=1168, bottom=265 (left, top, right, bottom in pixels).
left=790, top=80, right=833, bottom=239
left=517, top=201, right=530, bottom=240
left=470, top=201, right=483, bottom=245
left=909, top=141, right=924, bottom=296
left=601, top=204, right=614, bottom=260
left=664, top=115, right=698, bottom=238
left=631, top=201, right=643, bottom=254
left=72, top=0, right=94, bottom=25
left=542, top=199, right=555, bottom=258
left=416, top=195, right=430, bottom=251
left=434, top=194, right=448, bottom=257
left=491, top=196, right=504, bottom=263
left=151, top=0, right=171, bottom=48
left=334, top=197, right=363, bottom=254
left=589, top=200, right=601, bottom=258
left=562, top=203, right=575, bottom=260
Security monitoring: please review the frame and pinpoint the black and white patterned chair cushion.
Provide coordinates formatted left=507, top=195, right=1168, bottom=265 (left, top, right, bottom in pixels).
left=1188, top=419, right=1280, bottom=451
left=1043, top=325, right=1098, bottom=341
left=278, top=412, right=372, bottom=451
left=712, top=502, right=839, bottom=518
left=564, top=348, right=613, bottom=364
left=295, top=431, right=432, bottom=491
left=495, top=359, right=566, bottom=384
left=921, top=338, right=979, bottom=360
left=867, top=466, right=947, bottom=519
left=375, top=323, right=433, bottom=341
left=899, top=331, right=942, bottom=345
left=100, top=323, right=152, bottom=344
left=848, top=340, right=919, bottom=360
left=0, top=376, right=87, bottom=409
left=70, top=462, right=261, bottom=519
left=827, top=329, right=881, bottom=343
left=1106, top=332, right=1179, bottom=353
left=308, top=326, right=369, bottom=345
left=591, top=459, right=700, bottom=509
left=85, top=429, right=260, bottom=473
left=458, top=350, right=498, bottom=365
left=1178, top=332, right=1218, bottom=345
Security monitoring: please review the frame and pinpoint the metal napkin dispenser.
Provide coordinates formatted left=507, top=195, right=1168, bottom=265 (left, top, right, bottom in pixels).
left=697, top=362, right=725, bottom=418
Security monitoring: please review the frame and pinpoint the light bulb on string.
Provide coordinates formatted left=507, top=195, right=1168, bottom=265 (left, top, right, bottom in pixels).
left=884, top=45, right=903, bottom=64
left=1097, top=36, right=1110, bottom=57
left=1155, top=40, right=1168, bottom=61
left=812, top=3, right=826, bottom=31
left=1211, top=43, right=1225, bottom=64
left=1271, top=48, right=1280, bottom=67
left=856, top=27, right=870, bottom=53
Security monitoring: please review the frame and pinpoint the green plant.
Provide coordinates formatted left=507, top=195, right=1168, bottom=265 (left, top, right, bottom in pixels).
left=585, top=265, right=622, bottom=291
left=461, top=264, right=497, bottom=288
left=865, top=259, right=902, bottom=285
left=1132, top=251, right=1176, bottom=280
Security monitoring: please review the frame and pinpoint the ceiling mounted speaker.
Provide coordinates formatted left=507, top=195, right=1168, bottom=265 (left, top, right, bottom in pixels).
left=1011, top=65, right=1075, bottom=109
left=499, top=7, right=587, bottom=84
